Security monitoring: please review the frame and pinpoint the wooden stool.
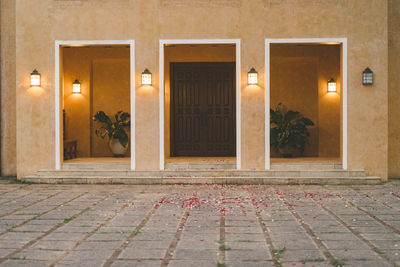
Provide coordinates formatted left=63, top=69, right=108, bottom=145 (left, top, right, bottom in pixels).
left=64, top=140, right=77, bottom=160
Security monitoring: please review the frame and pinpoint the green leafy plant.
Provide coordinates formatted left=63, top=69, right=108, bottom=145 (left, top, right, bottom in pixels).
left=330, top=259, right=345, bottom=267
left=272, top=247, right=286, bottom=267
left=219, top=244, right=231, bottom=251
left=270, top=103, right=314, bottom=157
left=92, top=110, right=130, bottom=147
left=63, top=217, right=73, bottom=223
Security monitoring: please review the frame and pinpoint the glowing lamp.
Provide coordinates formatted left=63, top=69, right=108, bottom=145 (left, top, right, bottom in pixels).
left=30, top=69, right=41, bottom=86
left=362, top=67, right=373, bottom=85
left=247, top=67, right=258, bottom=85
left=72, top=79, right=81, bottom=93
left=327, top=78, right=337, bottom=92
left=141, top=68, right=152, bottom=85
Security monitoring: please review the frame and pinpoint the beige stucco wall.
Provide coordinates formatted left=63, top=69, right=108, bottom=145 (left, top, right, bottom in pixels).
left=164, top=45, right=236, bottom=158
left=1, top=0, right=17, bottom=176
left=7, top=0, right=389, bottom=178
left=62, top=46, right=130, bottom=158
left=270, top=45, right=341, bottom=158
left=388, top=0, right=400, bottom=178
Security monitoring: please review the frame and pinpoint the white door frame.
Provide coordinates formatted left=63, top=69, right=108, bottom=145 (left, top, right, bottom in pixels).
left=265, top=38, right=348, bottom=170
left=54, top=40, right=136, bottom=170
left=159, top=39, right=241, bottom=170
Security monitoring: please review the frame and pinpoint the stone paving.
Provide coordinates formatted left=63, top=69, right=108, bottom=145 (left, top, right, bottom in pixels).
left=0, top=181, right=399, bottom=267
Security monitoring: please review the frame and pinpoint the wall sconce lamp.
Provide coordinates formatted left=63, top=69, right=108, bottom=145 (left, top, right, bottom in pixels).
left=141, top=68, right=152, bottom=85
left=327, top=78, right=337, bottom=92
left=362, top=67, right=373, bottom=85
left=72, top=79, right=81, bottom=93
left=30, top=69, right=41, bottom=86
left=247, top=67, right=258, bottom=85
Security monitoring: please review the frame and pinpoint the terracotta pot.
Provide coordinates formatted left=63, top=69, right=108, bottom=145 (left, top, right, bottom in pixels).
left=109, top=138, right=128, bottom=157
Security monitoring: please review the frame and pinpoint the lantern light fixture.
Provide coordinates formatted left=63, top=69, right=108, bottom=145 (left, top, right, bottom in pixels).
left=72, top=79, right=81, bottom=94
left=247, top=67, right=258, bottom=85
left=30, top=69, right=41, bottom=86
left=141, top=68, right=152, bottom=85
left=327, top=78, right=337, bottom=92
left=362, top=67, right=373, bottom=85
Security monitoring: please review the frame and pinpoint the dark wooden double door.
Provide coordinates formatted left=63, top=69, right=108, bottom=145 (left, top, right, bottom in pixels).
left=171, top=62, right=236, bottom=157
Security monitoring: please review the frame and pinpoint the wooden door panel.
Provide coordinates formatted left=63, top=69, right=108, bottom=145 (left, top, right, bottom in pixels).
left=204, top=66, right=235, bottom=156
left=171, top=62, right=235, bottom=157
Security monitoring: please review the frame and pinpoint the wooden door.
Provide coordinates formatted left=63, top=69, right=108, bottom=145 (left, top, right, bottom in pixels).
left=171, top=62, right=236, bottom=156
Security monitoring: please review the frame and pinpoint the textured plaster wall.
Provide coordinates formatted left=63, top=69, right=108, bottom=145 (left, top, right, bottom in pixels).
left=388, top=0, right=400, bottom=178
left=0, top=0, right=17, bottom=176
left=270, top=45, right=341, bottom=158
left=62, top=47, right=130, bottom=158
left=164, top=45, right=236, bottom=158
left=9, top=0, right=389, bottom=178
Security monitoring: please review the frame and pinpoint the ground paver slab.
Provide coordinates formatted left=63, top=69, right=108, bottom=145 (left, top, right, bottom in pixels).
left=61, top=249, right=115, bottom=261
left=12, top=249, right=65, bottom=260
left=168, top=260, right=218, bottom=267
left=1, top=259, right=48, bottom=267
left=55, top=259, right=107, bottom=266
left=328, top=249, right=382, bottom=261
left=118, top=248, right=166, bottom=259
left=282, top=262, right=331, bottom=267
left=110, top=259, right=162, bottom=267
left=225, top=261, right=275, bottom=267
left=127, top=240, right=171, bottom=249
left=280, top=249, right=326, bottom=261
left=173, top=249, right=217, bottom=260
left=30, top=240, right=77, bottom=250
left=225, top=249, right=271, bottom=261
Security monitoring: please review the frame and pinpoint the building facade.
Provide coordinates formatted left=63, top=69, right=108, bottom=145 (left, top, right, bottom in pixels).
left=0, top=0, right=399, bottom=181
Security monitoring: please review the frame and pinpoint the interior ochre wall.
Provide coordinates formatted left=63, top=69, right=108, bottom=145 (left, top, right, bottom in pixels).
left=388, top=0, right=400, bottom=179
left=164, top=45, right=236, bottom=158
left=62, top=47, right=130, bottom=158
left=7, top=0, right=389, bottom=179
left=0, top=0, right=16, bottom=176
left=270, top=45, right=341, bottom=158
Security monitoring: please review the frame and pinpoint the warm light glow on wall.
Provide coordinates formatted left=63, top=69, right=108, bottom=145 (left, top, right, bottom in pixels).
left=327, top=78, right=337, bottom=92
left=30, top=69, right=41, bottom=86
left=72, top=79, right=81, bottom=93
left=142, top=68, right=152, bottom=85
left=248, top=67, right=258, bottom=85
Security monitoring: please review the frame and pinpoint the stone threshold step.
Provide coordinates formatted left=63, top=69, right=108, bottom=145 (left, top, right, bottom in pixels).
left=36, top=169, right=366, bottom=178
left=23, top=176, right=381, bottom=185
left=62, top=163, right=343, bottom=171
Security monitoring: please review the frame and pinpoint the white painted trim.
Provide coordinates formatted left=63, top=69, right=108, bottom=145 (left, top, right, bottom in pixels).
left=55, top=42, right=61, bottom=170
left=159, top=39, right=241, bottom=170
left=235, top=41, right=241, bottom=170
left=129, top=41, right=136, bottom=170
left=54, top=40, right=136, bottom=170
left=265, top=41, right=270, bottom=170
left=265, top=38, right=348, bottom=170
left=341, top=39, right=348, bottom=170
left=159, top=41, right=165, bottom=170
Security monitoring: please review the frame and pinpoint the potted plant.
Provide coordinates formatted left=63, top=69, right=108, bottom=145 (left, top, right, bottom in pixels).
left=270, top=103, right=314, bottom=157
left=92, top=110, right=130, bottom=157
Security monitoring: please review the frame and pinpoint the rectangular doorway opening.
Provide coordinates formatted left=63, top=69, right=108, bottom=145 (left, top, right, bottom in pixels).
left=265, top=38, right=347, bottom=169
left=160, top=40, right=241, bottom=170
left=55, top=41, right=135, bottom=170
